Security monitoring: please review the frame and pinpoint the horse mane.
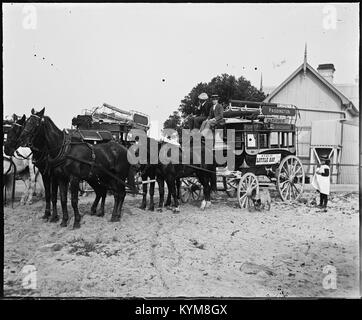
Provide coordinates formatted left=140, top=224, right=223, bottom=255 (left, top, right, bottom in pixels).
left=43, top=116, right=63, bottom=134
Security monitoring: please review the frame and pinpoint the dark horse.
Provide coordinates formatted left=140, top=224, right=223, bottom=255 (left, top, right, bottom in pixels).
left=4, top=113, right=110, bottom=221
left=4, top=114, right=59, bottom=219
left=17, top=108, right=136, bottom=228
left=135, top=135, right=215, bottom=212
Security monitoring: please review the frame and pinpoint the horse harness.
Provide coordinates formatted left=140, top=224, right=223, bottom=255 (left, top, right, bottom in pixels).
left=47, top=130, right=99, bottom=181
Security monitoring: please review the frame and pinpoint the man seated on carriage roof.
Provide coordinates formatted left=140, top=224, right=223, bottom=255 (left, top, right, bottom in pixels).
left=200, top=94, right=224, bottom=133
left=189, top=92, right=212, bottom=130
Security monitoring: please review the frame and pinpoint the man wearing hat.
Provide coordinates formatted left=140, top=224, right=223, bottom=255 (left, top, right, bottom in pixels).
left=189, top=92, right=212, bottom=130
left=200, top=94, right=224, bottom=132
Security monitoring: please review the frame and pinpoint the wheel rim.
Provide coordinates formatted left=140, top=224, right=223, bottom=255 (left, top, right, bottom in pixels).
left=189, top=177, right=202, bottom=200
left=180, top=178, right=191, bottom=203
left=237, top=173, right=259, bottom=209
left=223, top=177, right=238, bottom=198
left=277, top=156, right=305, bottom=201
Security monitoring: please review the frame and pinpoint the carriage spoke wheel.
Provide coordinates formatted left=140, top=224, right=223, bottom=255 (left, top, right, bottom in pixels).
left=237, top=173, right=259, bottom=209
left=180, top=177, right=202, bottom=203
left=223, top=176, right=238, bottom=198
left=277, top=155, right=305, bottom=202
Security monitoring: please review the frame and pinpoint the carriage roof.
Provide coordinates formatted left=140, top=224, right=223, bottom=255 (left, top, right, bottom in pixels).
left=73, top=103, right=150, bottom=133
left=222, top=100, right=298, bottom=131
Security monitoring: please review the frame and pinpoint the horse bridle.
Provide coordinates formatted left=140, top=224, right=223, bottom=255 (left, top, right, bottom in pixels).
left=19, top=113, right=43, bottom=151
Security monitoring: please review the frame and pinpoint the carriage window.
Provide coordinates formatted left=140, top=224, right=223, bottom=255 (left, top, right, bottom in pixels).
left=289, top=133, right=294, bottom=147
left=270, top=132, right=279, bottom=148
left=235, top=131, right=243, bottom=149
left=259, top=133, right=269, bottom=149
left=247, top=133, right=257, bottom=148
left=281, top=132, right=289, bottom=148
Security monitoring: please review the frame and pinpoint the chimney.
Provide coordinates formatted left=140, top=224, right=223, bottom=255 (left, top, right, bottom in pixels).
left=317, top=64, right=335, bottom=83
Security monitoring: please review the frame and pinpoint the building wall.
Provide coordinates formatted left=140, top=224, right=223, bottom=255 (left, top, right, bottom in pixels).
left=266, top=69, right=359, bottom=184
left=268, top=70, right=347, bottom=125
left=339, top=122, right=359, bottom=184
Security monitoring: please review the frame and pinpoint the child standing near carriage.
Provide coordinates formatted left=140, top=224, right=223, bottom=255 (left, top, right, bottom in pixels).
left=312, top=159, right=331, bottom=209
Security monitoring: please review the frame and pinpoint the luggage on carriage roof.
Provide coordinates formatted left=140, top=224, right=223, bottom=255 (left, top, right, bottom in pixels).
left=67, top=129, right=114, bottom=143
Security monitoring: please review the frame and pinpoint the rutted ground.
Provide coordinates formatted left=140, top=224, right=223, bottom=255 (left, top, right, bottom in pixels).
left=3, top=189, right=359, bottom=297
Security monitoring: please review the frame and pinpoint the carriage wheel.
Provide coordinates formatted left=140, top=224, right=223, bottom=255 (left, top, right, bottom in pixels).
left=223, top=176, right=238, bottom=198
left=180, top=177, right=202, bottom=203
left=237, top=173, right=259, bottom=209
left=276, top=155, right=305, bottom=202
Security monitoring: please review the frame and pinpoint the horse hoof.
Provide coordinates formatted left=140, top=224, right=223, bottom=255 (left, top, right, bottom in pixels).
left=50, top=216, right=59, bottom=223
left=172, top=207, right=180, bottom=214
left=73, top=223, right=81, bottom=229
left=165, top=206, right=172, bottom=211
left=157, top=208, right=163, bottom=213
left=97, top=212, right=105, bottom=217
left=90, top=210, right=97, bottom=216
left=60, top=221, right=67, bottom=227
left=139, top=206, right=146, bottom=210
left=200, top=200, right=206, bottom=210
left=110, top=216, right=120, bottom=222
left=148, top=207, right=155, bottom=212
left=42, top=214, right=50, bottom=220
left=205, top=201, right=212, bottom=209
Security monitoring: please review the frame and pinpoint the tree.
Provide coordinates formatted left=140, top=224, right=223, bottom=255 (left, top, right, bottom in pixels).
left=163, top=110, right=182, bottom=136
left=165, top=73, right=266, bottom=129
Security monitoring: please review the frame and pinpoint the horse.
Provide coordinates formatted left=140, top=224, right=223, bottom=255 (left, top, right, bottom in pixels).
left=134, top=135, right=214, bottom=212
left=17, top=108, right=136, bottom=229
left=3, top=116, right=43, bottom=206
left=4, top=113, right=114, bottom=222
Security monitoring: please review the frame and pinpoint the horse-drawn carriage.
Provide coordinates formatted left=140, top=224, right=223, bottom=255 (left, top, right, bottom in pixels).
left=71, top=103, right=150, bottom=143
left=179, top=100, right=305, bottom=209
left=71, top=103, right=150, bottom=193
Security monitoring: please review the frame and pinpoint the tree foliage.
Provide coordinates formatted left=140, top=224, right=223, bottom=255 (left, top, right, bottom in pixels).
left=163, top=73, right=266, bottom=129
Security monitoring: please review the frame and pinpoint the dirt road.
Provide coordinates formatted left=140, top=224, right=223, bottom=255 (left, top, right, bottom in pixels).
left=3, top=189, right=360, bottom=297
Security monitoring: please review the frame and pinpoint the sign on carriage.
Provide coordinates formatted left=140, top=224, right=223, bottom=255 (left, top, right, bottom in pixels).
left=262, top=105, right=296, bottom=116
left=255, top=153, right=281, bottom=165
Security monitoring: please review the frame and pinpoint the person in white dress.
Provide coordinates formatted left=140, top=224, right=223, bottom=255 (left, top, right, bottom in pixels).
left=312, top=159, right=331, bottom=208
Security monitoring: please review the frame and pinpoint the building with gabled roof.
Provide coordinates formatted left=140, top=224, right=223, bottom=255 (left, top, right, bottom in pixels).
left=263, top=57, right=359, bottom=184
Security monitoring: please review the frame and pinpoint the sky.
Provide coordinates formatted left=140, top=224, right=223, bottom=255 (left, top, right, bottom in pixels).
left=3, top=3, right=359, bottom=138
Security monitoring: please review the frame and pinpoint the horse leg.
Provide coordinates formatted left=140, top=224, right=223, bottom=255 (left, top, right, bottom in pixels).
left=167, top=176, right=179, bottom=213
left=20, top=177, right=29, bottom=205
left=50, top=176, right=59, bottom=222
left=59, top=179, right=69, bottom=227
left=176, top=178, right=181, bottom=200
left=110, top=193, right=120, bottom=222
left=148, top=174, right=155, bottom=211
left=140, top=172, right=148, bottom=210
left=41, top=173, right=51, bottom=220
left=204, top=175, right=212, bottom=208
left=157, top=176, right=165, bottom=212
left=117, top=186, right=127, bottom=220
left=70, top=176, right=81, bottom=229
left=165, top=180, right=172, bottom=208
left=26, top=162, right=36, bottom=205
left=90, top=187, right=101, bottom=216
left=199, top=175, right=207, bottom=210
left=97, top=189, right=106, bottom=217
